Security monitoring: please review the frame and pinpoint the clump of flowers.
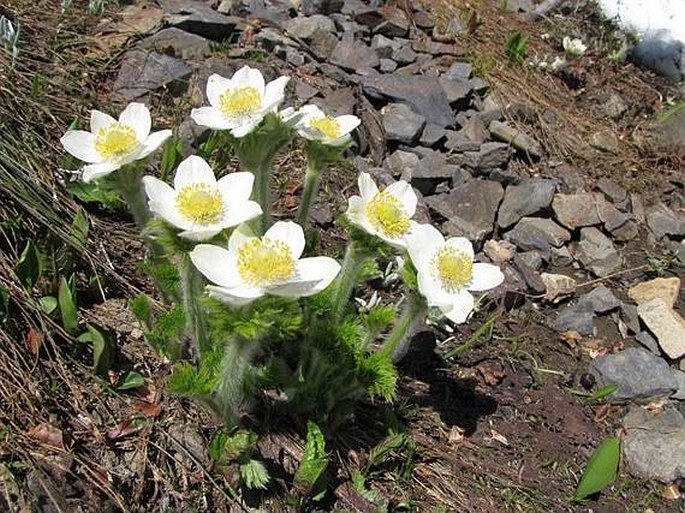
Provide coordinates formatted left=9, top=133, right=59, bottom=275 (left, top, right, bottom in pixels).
left=563, top=36, right=587, bottom=57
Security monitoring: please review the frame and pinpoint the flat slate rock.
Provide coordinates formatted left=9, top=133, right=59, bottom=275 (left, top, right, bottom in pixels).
left=553, top=305, right=595, bottom=335
left=504, top=217, right=571, bottom=253
left=159, top=0, right=242, bottom=40
left=331, top=38, right=380, bottom=72
left=489, top=120, right=542, bottom=158
left=552, top=193, right=600, bottom=229
left=113, top=49, right=192, bottom=99
left=589, top=347, right=678, bottom=403
left=637, top=298, right=685, bottom=359
left=462, top=142, right=511, bottom=173
left=381, top=103, right=426, bottom=144
left=362, top=75, right=454, bottom=128
left=574, top=227, right=621, bottom=277
left=497, top=179, right=557, bottom=228
left=425, top=180, right=503, bottom=243
left=283, top=14, right=336, bottom=40
left=646, top=202, right=685, bottom=239
left=138, top=27, right=211, bottom=60
left=576, top=286, right=621, bottom=313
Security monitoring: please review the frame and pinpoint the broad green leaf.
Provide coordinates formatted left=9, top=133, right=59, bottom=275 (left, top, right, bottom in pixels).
left=70, top=207, right=90, bottom=246
left=38, top=296, right=58, bottom=315
left=116, top=371, right=145, bottom=391
left=590, top=384, right=619, bottom=403
left=77, top=325, right=114, bottom=377
left=573, top=436, right=620, bottom=502
left=58, top=276, right=78, bottom=334
left=294, top=421, right=329, bottom=493
left=159, top=137, right=184, bottom=182
left=15, top=240, right=42, bottom=288
left=66, top=181, right=123, bottom=209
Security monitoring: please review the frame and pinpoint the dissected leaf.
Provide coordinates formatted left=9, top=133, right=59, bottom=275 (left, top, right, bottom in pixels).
left=116, top=371, right=145, bottom=391
left=240, top=459, right=270, bottom=490
left=58, top=276, right=78, bottom=334
left=15, top=240, right=42, bottom=288
left=572, top=436, right=620, bottom=502
left=294, top=421, right=329, bottom=493
left=77, top=325, right=114, bottom=377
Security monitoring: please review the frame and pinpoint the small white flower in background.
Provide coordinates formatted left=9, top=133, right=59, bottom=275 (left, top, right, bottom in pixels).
left=549, top=55, right=567, bottom=72
left=294, top=104, right=361, bottom=146
left=190, top=221, right=341, bottom=307
left=346, top=172, right=419, bottom=248
left=60, top=102, right=172, bottom=183
left=562, top=36, right=587, bottom=57
left=142, top=155, right=262, bottom=241
left=354, top=290, right=381, bottom=312
left=406, top=224, right=504, bottom=324
left=0, top=16, right=20, bottom=59
left=190, top=66, right=289, bottom=138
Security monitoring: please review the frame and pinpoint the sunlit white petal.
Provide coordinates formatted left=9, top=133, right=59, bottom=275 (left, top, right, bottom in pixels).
left=229, top=224, right=257, bottom=254
left=440, top=290, right=475, bottom=324
left=217, top=172, right=254, bottom=203
left=206, top=73, right=233, bottom=108
left=264, top=221, right=305, bottom=260
left=358, top=172, right=379, bottom=201
left=118, top=102, right=151, bottom=141
left=60, top=130, right=101, bottom=164
left=206, top=284, right=262, bottom=307
left=190, top=244, right=242, bottom=288
left=191, top=107, right=236, bottom=130
left=138, top=129, right=172, bottom=160
left=469, top=263, right=505, bottom=292
left=81, top=162, right=120, bottom=182
left=90, top=110, right=116, bottom=133
left=174, top=155, right=217, bottom=189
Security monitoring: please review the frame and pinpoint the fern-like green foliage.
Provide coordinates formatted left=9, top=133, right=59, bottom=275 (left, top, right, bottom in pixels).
left=364, top=305, right=396, bottom=341
left=360, top=352, right=398, bottom=402
left=145, top=306, right=185, bottom=355
left=240, top=459, right=270, bottom=490
left=167, top=346, right=222, bottom=398
left=129, top=294, right=152, bottom=327
left=351, top=472, right=388, bottom=512
left=138, top=258, right=180, bottom=293
left=294, top=421, right=329, bottom=495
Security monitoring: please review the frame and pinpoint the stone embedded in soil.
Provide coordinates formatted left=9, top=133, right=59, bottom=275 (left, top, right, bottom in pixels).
left=160, top=0, right=242, bottom=40
left=488, top=120, right=542, bottom=158
left=426, top=180, right=503, bottom=244
left=331, top=37, right=380, bottom=71
left=590, top=128, right=619, bottom=153
left=541, top=273, right=577, bottom=302
left=283, top=14, right=336, bottom=40
left=138, top=27, right=211, bottom=60
left=553, top=305, right=595, bottom=335
left=550, top=245, right=574, bottom=267
left=598, top=94, right=629, bottom=120
left=113, top=50, right=192, bottom=100
left=637, top=298, right=685, bottom=359
left=635, top=331, right=661, bottom=355
left=646, top=203, right=685, bottom=239
left=513, top=254, right=545, bottom=293
left=589, top=347, right=678, bottom=403
left=576, top=286, right=621, bottom=314
left=483, top=239, right=516, bottom=264
left=552, top=193, right=600, bottom=229
left=497, top=179, right=557, bottom=228
left=361, top=75, right=454, bottom=128
left=596, top=177, right=627, bottom=205
left=438, top=77, right=472, bottom=105
left=574, top=227, right=622, bottom=277
left=504, top=217, right=571, bottom=254
left=629, top=277, right=681, bottom=308
left=444, top=61, right=473, bottom=80
left=596, top=195, right=631, bottom=232
left=622, top=406, right=685, bottom=483
left=462, top=142, right=511, bottom=173
left=671, top=369, right=685, bottom=400
left=381, top=103, right=426, bottom=144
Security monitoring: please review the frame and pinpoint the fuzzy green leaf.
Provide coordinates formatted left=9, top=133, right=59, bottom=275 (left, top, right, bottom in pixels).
left=15, top=240, right=42, bottom=289
left=77, top=325, right=114, bottom=377
left=129, top=294, right=152, bottom=326
left=66, top=181, right=123, bottom=209
left=294, top=421, right=329, bottom=493
left=58, top=276, right=78, bottom=334
left=117, top=371, right=145, bottom=391
left=572, top=436, right=620, bottom=502
left=38, top=296, right=58, bottom=315
left=240, top=459, right=270, bottom=490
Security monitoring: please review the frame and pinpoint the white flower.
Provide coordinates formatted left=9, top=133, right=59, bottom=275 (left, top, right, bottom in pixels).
left=190, top=66, right=289, bottom=138
left=294, top=104, right=360, bottom=146
left=142, top=155, right=262, bottom=241
left=345, top=172, right=419, bottom=248
left=562, top=36, right=587, bottom=57
left=406, top=224, right=504, bottom=324
left=190, top=221, right=341, bottom=307
left=60, top=102, right=172, bottom=183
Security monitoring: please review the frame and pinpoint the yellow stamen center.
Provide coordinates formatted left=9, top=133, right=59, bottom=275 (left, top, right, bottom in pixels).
left=218, top=86, right=261, bottom=118
left=94, top=123, right=139, bottom=160
left=365, top=191, right=411, bottom=239
left=310, top=116, right=341, bottom=139
left=176, top=183, right=225, bottom=224
left=433, top=246, right=473, bottom=292
left=236, top=237, right=296, bottom=286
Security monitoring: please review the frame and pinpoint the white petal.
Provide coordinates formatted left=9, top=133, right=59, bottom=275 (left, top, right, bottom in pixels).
left=206, top=73, right=232, bottom=108
left=232, top=66, right=265, bottom=93
left=191, top=107, right=235, bottom=129
left=405, top=224, right=444, bottom=270
left=174, top=155, right=217, bottom=189
left=445, top=237, right=474, bottom=260
left=190, top=244, right=242, bottom=288
left=262, top=75, right=289, bottom=109
left=90, top=110, right=116, bottom=133
left=228, top=224, right=256, bottom=254
left=230, top=116, right=265, bottom=138
left=345, top=195, right=365, bottom=223
left=297, top=104, right=324, bottom=123
left=179, top=228, right=223, bottom=241
left=142, top=175, right=175, bottom=204
left=268, top=257, right=341, bottom=297
left=417, top=270, right=453, bottom=307
left=326, top=134, right=352, bottom=147
left=222, top=201, right=262, bottom=227
left=440, top=290, right=475, bottom=324
left=336, top=115, right=361, bottom=136
left=469, top=263, right=504, bottom=292
left=358, top=172, right=379, bottom=201
left=217, top=172, right=255, bottom=203
left=118, top=102, right=151, bottom=141
left=385, top=180, right=417, bottom=218
left=81, top=162, right=120, bottom=182
left=60, top=130, right=101, bottom=163
left=264, top=221, right=305, bottom=260
left=138, top=130, right=172, bottom=159
left=206, top=284, right=262, bottom=307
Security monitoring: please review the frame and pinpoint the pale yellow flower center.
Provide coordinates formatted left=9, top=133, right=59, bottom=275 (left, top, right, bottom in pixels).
left=218, top=86, right=261, bottom=118
left=94, top=123, right=139, bottom=160
left=176, top=183, right=224, bottom=224
left=310, top=116, right=341, bottom=139
left=365, top=191, right=411, bottom=239
left=433, top=246, right=473, bottom=292
left=236, top=238, right=296, bottom=286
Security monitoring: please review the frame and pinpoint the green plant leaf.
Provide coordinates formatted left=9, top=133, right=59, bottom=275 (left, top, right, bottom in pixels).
left=15, top=240, right=42, bottom=288
left=572, top=436, right=620, bottom=502
left=58, top=276, right=78, bottom=334
left=240, top=459, right=270, bottom=490
left=38, top=295, right=58, bottom=315
left=590, top=383, right=619, bottom=403
left=66, top=181, right=123, bottom=209
left=70, top=207, right=90, bottom=246
left=117, top=371, right=145, bottom=391
left=159, top=136, right=184, bottom=182
left=77, top=325, right=114, bottom=377
left=294, top=421, right=329, bottom=494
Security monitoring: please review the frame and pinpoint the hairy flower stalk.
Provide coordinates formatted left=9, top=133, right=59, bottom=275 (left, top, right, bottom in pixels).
left=179, top=253, right=210, bottom=355
left=329, top=241, right=371, bottom=323
left=379, top=289, right=427, bottom=363
left=114, top=164, right=150, bottom=229
left=215, top=336, right=259, bottom=426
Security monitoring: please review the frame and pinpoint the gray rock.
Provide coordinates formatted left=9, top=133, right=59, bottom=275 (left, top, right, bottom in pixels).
left=301, top=0, right=344, bottom=15
left=621, top=303, right=642, bottom=334
left=160, top=0, right=241, bottom=40
left=285, top=47, right=306, bottom=66
left=384, top=150, right=420, bottom=179
left=590, top=128, right=619, bottom=153
left=589, top=347, right=678, bottom=403
left=596, top=177, right=627, bottom=204
left=612, top=220, right=639, bottom=241
left=463, top=142, right=511, bottom=173
left=362, top=75, right=454, bottom=128
left=309, top=28, right=339, bottom=59
left=646, top=203, right=685, bottom=239
left=113, top=50, right=192, bottom=100
left=419, top=123, right=447, bottom=147
left=575, top=227, right=622, bottom=277
left=283, top=14, right=336, bottom=40
left=552, top=193, right=601, bottom=229
left=392, top=44, right=417, bottom=65
left=331, top=36, right=379, bottom=71
left=514, top=254, right=546, bottom=293
left=370, top=34, right=398, bottom=58
left=312, top=87, right=355, bottom=116
left=426, top=180, right=503, bottom=244
left=461, top=116, right=489, bottom=144
left=411, top=9, right=434, bottom=30
left=553, top=305, right=595, bottom=335
left=550, top=245, right=574, bottom=267
left=635, top=331, right=661, bottom=355
left=516, top=251, right=543, bottom=270
left=438, top=77, right=472, bottom=106
left=672, top=370, right=685, bottom=400
left=469, top=77, right=489, bottom=94
left=577, top=286, right=621, bottom=314
left=489, top=168, right=522, bottom=186
left=596, top=195, right=631, bottom=232
left=411, top=38, right=463, bottom=56
left=451, top=167, right=471, bottom=188
left=381, top=103, right=426, bottom=144
left=295, top=81, right=319, bottom=101
left=637, top=298, right=685, bottom=359
left=598, top=94, right=628, bottom=120
left=497, top=179, right=557, bottom=228
left=138, top=28, right=211, bottom=60
left=623, top=406, right=685, bottom=482
left=444, top=131, right=480, bottom=152
left=444, top=61, right=472, bottom=80
left=488, top=120, right=542, bottom=158
left=400, top=153, right=456, bottom=196
left=505, top=217, right=571, bottom=253
left=374, top=6, right=409, bottom=38
left=379, top=58, right=398, bottom=73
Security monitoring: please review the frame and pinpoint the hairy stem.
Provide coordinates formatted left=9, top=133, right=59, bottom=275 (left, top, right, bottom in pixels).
left=216, top=337, right=258, bottom=427
left=379, top=290, right=426, bottom=363
left=179, top=254, right=210, bottom=356
left=297, top=162, right=322, bottom=227
left=252, top=158, right=272, bottom=234
left=329, top=241, right=369, bottom=324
